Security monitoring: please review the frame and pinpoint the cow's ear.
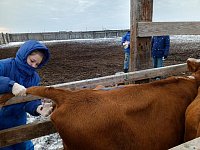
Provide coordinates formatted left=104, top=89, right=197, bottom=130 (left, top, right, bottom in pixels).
left=187, top=58, right=198, bottom=72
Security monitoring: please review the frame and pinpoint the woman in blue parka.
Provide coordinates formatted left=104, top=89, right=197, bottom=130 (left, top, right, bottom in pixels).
left=0, top=40, right=52, bottom=150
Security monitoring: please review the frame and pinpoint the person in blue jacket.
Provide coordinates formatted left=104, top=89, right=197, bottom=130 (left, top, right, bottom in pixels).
left=0, top=40, right=53, bottom=150
left=121, top=31, right=130, bottom=73
left=151, top=35, right=170, bottom=68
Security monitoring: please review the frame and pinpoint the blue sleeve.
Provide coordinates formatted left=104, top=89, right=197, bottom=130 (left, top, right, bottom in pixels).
left=0, top=63, right=15, bottom=94
left=24, top=99, right=41, bottom=116
left=121, top=32, right=129, bottom=45
left=24, top=73, right=42, bottom=116
left=121, top=35, right=126, bottom=45
left=164, top=36, right=170, bottom=56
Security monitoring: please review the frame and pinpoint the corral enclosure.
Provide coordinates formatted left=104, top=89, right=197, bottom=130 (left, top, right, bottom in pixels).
left=1, top=36, right=200, bottom=149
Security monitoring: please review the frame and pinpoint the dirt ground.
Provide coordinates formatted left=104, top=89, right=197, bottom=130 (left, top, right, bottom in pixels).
left=0, top=39, right=200, bottom=86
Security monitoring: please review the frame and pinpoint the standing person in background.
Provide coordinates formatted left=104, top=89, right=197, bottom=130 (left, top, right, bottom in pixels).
left=0, top=40, right=53, bottom=150
left=151, top=35, right=170, bottom=80
left=151, top=35, right=170, bottom=68
left=121, top=31, right=130, bottom=73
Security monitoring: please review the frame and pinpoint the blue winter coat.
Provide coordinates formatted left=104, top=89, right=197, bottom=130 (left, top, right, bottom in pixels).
left=151, top=35, right=170, bottom=58
left=121, top=31, right=130, bottom=53
left=0, top=40, right=50, bottom=150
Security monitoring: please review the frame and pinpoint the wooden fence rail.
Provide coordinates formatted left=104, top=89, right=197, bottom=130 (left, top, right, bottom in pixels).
left=138, top=22, right=200, bottom=37
left=0, top=63, right=188, bottom=148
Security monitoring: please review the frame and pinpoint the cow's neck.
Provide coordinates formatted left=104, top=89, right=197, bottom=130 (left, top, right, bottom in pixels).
left=191, top=70, right=200, bottom=87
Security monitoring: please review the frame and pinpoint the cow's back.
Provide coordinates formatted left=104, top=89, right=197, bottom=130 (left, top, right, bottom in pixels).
left=112, top=78, right=197, bottom=149
left=50, top=77, right=198, bottom=150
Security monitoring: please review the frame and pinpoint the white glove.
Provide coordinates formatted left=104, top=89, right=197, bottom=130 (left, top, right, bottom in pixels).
left=123, top=41, right=130, bottom=49
left=36, top=103, right=53, bottom=117
left=12, top=83, right=27, bottom=96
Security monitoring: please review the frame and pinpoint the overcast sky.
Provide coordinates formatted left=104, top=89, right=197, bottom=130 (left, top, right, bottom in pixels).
left=0, top=0, right=200, bottom=33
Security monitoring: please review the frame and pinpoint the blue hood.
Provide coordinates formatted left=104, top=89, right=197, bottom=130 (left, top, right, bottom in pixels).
left=15, top=40, right=50, bottom=76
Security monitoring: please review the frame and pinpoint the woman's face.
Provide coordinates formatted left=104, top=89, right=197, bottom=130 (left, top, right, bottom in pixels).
left=27, top=53, right=43, bottom=68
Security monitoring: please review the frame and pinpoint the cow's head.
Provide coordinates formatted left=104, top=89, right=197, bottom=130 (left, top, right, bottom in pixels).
left=187, top=58, right=200, bottom=72
left=187, top=58, right=200, bottom=83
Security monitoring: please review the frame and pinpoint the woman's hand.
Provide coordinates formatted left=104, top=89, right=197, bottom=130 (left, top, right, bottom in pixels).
left=123, top=41, right=130, bottom=49
left=12, top=83, right=27, bottom=96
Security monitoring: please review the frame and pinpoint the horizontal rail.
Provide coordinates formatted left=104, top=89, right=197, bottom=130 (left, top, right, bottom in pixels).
left=0, top=63, right=187, bottom=107
left=138, top=22, right=200, bottom=37
left=0, top=119, right=56, bottom=148
left=51, top=63, right=187, bottom=88
left=169, top=137, right=200, bottom=149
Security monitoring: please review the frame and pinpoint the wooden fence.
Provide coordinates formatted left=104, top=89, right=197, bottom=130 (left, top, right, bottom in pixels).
left=0, top=29, right=128, bottom=44
left=1, top=0, right=200, bottom=149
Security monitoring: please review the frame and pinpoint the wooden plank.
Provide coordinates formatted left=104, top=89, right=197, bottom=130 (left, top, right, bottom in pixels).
left=138, top=22, right=200, bottom=37
left=0, top=119, right=56, bottom=148
left=130, top=0, right=138, bottom=71
left=169, top=137, right=200, bottom=150
left=0, top=63, right=187, bottom=107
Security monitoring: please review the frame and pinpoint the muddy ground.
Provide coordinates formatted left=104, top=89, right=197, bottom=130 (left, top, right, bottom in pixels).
left=0, top=38, right=200, bottom=86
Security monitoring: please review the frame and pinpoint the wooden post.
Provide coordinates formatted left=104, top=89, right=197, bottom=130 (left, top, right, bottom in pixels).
left=1, top=33, right=7, bottom=44
left=0, top=33, right=4, bottom=45
left=130, top=0, right=153, bottom=71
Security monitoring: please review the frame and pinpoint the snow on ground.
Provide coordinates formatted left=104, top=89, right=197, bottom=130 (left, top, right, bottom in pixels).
left=0, top=37, right=122, bottom=49
left=1, top=35, right=200, bottom=49
left=170, top=35, right=200, bottom=43
left=27, top=114, right=63, bottom=150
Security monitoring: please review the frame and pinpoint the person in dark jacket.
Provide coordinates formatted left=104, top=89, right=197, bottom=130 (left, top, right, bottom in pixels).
left=0, top=40, right=53, bottom=150
left=151, top=35, right=170, bottom=68
left=121, top=31, right=130, bottom=73
left=151, top=35, right=170, bottom=80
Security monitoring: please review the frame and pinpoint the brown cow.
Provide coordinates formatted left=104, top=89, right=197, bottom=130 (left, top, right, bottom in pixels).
left=184, top=87, right=200, bottom=142
left=1, top=58, right=200, bottom=150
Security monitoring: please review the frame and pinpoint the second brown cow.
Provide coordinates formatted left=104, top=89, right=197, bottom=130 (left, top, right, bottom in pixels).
left=184, top=87, right=200, bottom=142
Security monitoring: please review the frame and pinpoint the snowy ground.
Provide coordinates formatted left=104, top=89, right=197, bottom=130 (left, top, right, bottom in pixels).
left=170, top=35, right=200, bottom=43
left=27, top=115, right=63, bottom=150
left=0, top=37, right=122, bottom=49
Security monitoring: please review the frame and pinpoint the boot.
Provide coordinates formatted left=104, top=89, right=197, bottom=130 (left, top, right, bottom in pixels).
left=124, top=69, right=128, bottom=73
